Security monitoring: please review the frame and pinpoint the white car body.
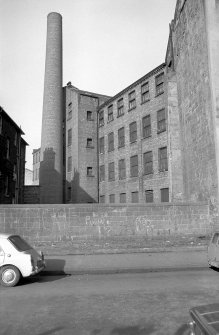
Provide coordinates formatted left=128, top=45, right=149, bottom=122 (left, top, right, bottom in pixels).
left=207, top=231, right=219, bottom=268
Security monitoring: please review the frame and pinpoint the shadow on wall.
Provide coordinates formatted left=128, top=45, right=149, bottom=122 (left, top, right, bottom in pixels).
left=65, top=168, right=97, bottom=203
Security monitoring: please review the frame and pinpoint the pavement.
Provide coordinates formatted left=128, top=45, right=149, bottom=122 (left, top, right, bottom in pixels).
left=42, top=246, right=209, bottom=275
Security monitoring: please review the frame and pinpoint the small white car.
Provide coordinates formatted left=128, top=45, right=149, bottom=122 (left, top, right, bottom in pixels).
left=0, top=233, right=45, bottom=287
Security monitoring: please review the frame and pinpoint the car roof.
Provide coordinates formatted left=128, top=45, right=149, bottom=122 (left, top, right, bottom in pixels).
left=0, top=233, right=16, bottom=239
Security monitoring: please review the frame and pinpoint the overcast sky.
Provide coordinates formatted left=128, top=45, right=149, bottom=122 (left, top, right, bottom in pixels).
left=0, top=0, right=176, bottom=170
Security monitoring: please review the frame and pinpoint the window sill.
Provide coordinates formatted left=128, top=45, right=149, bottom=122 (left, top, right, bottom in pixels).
left=86, top=146, right=95, bottom=149
left=87, top=175, right=95, bottom=178
left=142, top=135, right=152, bottom=140
left=87, top=119, right=94, bottom=121
left=155, top=91, right=164, bottom=97
left=99, top=124, right=104, bottom=128
left=128, top=106, right=136, bottom=112
left=107, top=119, right=114, bottom=124
left=157, top=129, right=166, bottom=134
left=118, top=145, right=125, bottom=149
left=130, top=140, right=137, bottom=145
left=143, top=172, right=153, bottom=176
left=141, top=99, right=150, bottom=105
left=117, top=113, right=124, bottom=118
left=159, top=169, right=168, bottom=173
left=108, top=179, right=115, bottom=182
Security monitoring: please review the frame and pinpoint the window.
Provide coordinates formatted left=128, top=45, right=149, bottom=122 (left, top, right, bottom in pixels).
left=67, top=156, right=72, bottom=172
left=87, top=111, right=93, bottom=121
left=157, top=109, right=166, bottom=133
left=0, top=115, right=2, bottom=134
left=120, top=193, right=126, bottom=203
left=119, top=159, right=126, bottom=180
left=130, top=155, right=138, bottom=177
left=161, top=188, right=169, bottom=202
left=108, top=105, right=114, bottom=122
left=99, top=195, right=105, bottom=203
left=6, top=138, right=10, bottom=159
left=99, top=137, right=104, bottom=154
left=68, top=129, right=72, bottom=146
left=87, top=167, right=93, bottom=177
left=143, top=151, right=153, bottom=175
left=99, top=165, right=105, bottom=182
left=4, top=176, right=9, bottom=196
left=155, top=72, right=164, bottom=96
left=87, top=138, right=93, bottom=148
left=129, top=122, right=137, bottom=143
left=67, top=187, right=71, bottom=202
left=109, top=194, right=115, bottom=203
left=145, top=190, right=153, bottom=203
left=108, top=132, right=114, bottom=152
left=131, top=191, right=139, bottom=203
left=99, top=110, right=104, bottom=126
left=142, top=115, right=151, bottom=138
left=108, top=162, right=115, bottom=181
left=141, top=82, right=149, bottom=103
left=118, top=127, right=125, bottom=148
left=117, top=98, right=124, bottom=117
left=14, top=132, right=17, bottom=146
left=68, top=102, right=72, bottom=120
left=159, top=147, right=168, bottom=171
left=129, top=90, right=136, bottom=110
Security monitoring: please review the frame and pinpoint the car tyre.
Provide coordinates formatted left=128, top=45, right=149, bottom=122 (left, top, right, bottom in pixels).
left=0, top=265, right=21, bottom=287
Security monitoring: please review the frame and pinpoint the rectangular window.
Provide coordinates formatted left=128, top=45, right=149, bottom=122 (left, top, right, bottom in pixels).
left=108, top=162, right=115, bottom=181
left=118, top=127, right=125, bottom=148
left=87, top=111, right=93, bottom=121
left=67, top=156, right=72, bottom=172
left=159, top=147, right=168, bottom=171
left=4, top=176, right=9, bottom=196
left=142, top=115, right=151, bottom=138
left=155, top=72, right=164, bottom=96
left=87, top=138, right=93, bottom=148
left=161, top=188, right=169, bottom=202
left=0, top=115, right=2, bottom=134
left=108, top=132, right=114, bottom=152
left=141, top=82, right=150, bottom=103
left=108, top=105, right=114, bottom=122
left=99, top=137, right=104, bottom=154
left=87, top=167, right=93, bottom=176
left=14, top=132, right=17, bottom=146
left=117, top=98, right=124, bottom=117
left=131, top=191, right=139, bottom=203
left=6, top=138, right=10, bottom=159
left=130, top=155, right=138, bottom=177
left=119, top=159, right=126, bottom=180
left=99, top=165, right=105, bottom=182
left=99, top=110, right=104, bottom=127
left=68, top=128, right=72, bottom=146
left=109, top=194, right=115, bottom=203
left=129, top=90, right=136, bottom=110
left=99, top=195, right=105, bottom=203
left=145, top=190, right=153, bottom=203
left=67, top=187, right=71, bottom=202
left=129, top=122, right=137, bottom=143
left=120, top=193, right=126, bottom=203
left=157, top=109, right=166, bottom=133
left=143, top=151, right=153, bottom=175
left=68, top=102, right=72, bottom=120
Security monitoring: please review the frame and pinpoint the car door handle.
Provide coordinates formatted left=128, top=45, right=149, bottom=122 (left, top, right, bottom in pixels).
left=7, top=254, right=11, bottom=257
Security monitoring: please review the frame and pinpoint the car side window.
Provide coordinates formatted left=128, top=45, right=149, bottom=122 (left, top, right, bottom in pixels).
left=212, top=233, right=219, bottom=244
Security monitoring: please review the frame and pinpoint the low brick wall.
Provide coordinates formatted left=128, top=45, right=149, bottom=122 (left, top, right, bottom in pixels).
left=0, top=203, right=213, bottom=248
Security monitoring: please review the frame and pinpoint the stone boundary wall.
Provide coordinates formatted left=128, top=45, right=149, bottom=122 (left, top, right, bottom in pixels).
left=0, top=203, right=213, bottom=245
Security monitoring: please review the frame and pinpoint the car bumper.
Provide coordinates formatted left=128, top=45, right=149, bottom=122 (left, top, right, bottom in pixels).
left=31, top=262, right=46, bottom=275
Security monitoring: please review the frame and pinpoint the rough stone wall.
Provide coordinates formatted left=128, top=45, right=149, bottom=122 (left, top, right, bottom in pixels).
left=0, top=203, right=211, bottom=245
left=172, top=0, right=218, bottom=202
left=23, top=186, right=40, bottom=204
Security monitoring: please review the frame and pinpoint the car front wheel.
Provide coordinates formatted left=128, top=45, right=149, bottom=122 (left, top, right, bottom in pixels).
left=0, top=265, right=21, bottom=287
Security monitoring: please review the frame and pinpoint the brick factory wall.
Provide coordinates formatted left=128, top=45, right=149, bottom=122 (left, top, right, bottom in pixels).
left=23, top=186, right=40, bottom=204
left=0, top=203, right=213, bottom=249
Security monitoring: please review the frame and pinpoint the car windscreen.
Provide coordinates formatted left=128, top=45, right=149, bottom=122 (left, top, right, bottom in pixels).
left=8, top=235, right=32, bottom=251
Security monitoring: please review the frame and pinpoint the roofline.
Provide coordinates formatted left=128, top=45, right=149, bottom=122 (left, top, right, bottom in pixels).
left=97, top=63, right=166, bottom=111
left=63, top=85, right=111, bottom=100
left=0, top=106, right=25, bottom=135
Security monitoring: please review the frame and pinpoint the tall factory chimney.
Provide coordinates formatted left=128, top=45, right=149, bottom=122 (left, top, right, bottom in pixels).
left=39, top=12, right=63, bottom=203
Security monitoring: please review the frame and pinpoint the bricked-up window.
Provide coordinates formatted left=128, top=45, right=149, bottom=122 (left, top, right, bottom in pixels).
left=87, top=138, right=93, bottom=148
left=99, top=195, right=105, bottom=203
left=108, top=162, right=115, bottom=181
left=161, top=188, right=169, bottom=202
left=157, top=109, right=166, bottom=133
left=99, top=137, right=104, bottom=154
left=67, top=156, right=72, bottom=172
left=118, top=159, right=126, bottom=180
left=131, top=191, right=139, bottom=203
left=130, top=155, right=138, bottom=177
left=6, top=138, right=10, bottom=159
left=87, top=111, right=93, bottom=121
left=87, top=167, right=93, bottom=177
left=142, top=115, right=151, bottom=138
left=159, top=147, right=168, bottom=171
left=117, top=98, right=124, bottom=117
left=145, top=190, right=153, bottom=203
left=141, top=82, right=149, bottom=103
left=108, top=105, right=113, bottom=122
left=109, top=194, right=115, bottom=203
left=129, top=122, right=137, bottom=143
left=99, top=165, right=105, bottom=182
left=128, top=90, right=136, bottom=110
left=118, top=127, right=125, bottom=148
left=68, top=128, right=72, bottom=146
left=120, top=193, right=126, bottom=203
left=143, top=151, right=153, bottom=175
left=99, top=110, right=104, bottom=126
left=108, top=132, right=114, bottom=152
left=155, top=72, right=164, bottom=96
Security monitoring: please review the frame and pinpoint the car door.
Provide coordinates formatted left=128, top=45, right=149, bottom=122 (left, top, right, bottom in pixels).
left=208, top=233, right=219, bottom=262
left=0, top=244, right=5, bottom=266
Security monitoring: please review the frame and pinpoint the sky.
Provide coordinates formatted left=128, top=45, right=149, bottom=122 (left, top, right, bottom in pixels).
left=0, top=0, right=177, bottom=170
